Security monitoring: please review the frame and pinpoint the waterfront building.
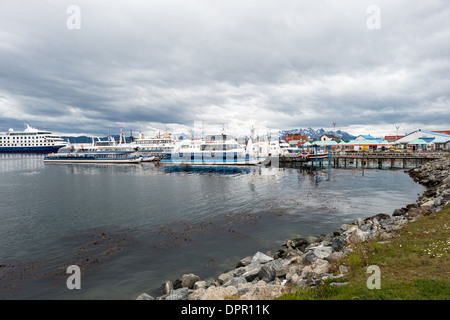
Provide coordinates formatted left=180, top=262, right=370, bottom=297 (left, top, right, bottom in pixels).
left=395, top=130, right=450, bottom=150
left=355, top=134, right=378, bottom=141
left=319, top=134, right=341, bottom=142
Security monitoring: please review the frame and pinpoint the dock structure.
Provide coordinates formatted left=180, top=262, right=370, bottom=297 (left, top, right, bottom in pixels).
left=332, top=151, right=447, bottom=169
left=279, top=150, right=448, bottom=169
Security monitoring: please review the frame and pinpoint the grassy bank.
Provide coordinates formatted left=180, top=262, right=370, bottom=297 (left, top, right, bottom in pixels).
left=280, top=204, right=450, bottom=300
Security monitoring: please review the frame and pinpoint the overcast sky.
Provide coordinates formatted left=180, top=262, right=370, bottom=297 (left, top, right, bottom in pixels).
left=1, top=0, right=449, bottom=138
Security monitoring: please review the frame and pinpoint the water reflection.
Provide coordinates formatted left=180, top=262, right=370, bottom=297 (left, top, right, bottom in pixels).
left=296, top=167, right=332, bottom=185
left=0, top=154, right=45, bottom=172
left=160, top=164, right=257, bottom=175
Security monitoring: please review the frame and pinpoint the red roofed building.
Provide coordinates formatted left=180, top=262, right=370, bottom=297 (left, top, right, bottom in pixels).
left=285, top=133, right=309, bottom=142
left=384, top=135, right=404, bottom=142
left=432, top=130, right=450, bottom=135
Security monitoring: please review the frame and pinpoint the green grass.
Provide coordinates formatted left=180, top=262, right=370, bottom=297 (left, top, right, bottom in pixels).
left=279, top=204, right=450, bottom=300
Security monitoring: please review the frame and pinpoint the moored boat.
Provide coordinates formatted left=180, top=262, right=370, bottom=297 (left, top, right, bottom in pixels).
left=43, top=151, right=143, bottom=163
left=298, top=149, right=329, bottom=160
left=160, top=133, right=258, bottom=166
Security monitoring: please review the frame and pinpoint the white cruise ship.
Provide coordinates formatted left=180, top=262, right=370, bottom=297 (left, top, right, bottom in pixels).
left=0, top=124, right=67, bottom=153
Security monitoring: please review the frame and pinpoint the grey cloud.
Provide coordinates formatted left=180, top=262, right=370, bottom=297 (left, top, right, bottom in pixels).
left=0, top=0, right=449, bottom=136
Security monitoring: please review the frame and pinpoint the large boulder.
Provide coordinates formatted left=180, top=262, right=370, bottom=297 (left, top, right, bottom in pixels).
left=311, top=259, right=331, bottom=275
left=346, top=229, right=369, bottom=244
left=251, top=252, right=273, bottom=264
left=392, top=208, right=406, bottom=216
left=218, top=270, right=235, bottom=285
left=258, top=265, right=277, bottom=283
left=310, top=245, right=333, bottom=259
left=242, top=262, right=262, bottom=282
left=331, top=235, right=347, bottom=252
left=223, top=276, right=247, bottom=287
left=406, top=207, right=431, bottom=218
left=181, top=273, right=201, bottom=289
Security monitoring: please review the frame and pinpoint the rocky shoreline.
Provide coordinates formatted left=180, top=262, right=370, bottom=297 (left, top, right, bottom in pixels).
left=136, top=155, right=450, bottom=300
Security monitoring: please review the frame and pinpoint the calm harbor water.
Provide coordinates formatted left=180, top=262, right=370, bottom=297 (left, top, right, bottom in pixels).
left=0, top=154, right=425, bottom=299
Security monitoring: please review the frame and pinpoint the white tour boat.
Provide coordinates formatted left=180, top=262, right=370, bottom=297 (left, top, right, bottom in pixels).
left=160, top=133, right=258, bottom=166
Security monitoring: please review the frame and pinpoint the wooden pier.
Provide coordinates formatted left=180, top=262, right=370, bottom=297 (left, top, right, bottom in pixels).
left=279, top=151, right=448, bottom=169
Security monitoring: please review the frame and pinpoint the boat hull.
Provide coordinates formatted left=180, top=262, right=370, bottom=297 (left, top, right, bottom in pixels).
left=159, top=159, right=259, bottom=166
left=0, top=146, right=64, bottom=154
left=43, top=158, right=142, bottom=164
left=299, top=153, right=329, bottom=160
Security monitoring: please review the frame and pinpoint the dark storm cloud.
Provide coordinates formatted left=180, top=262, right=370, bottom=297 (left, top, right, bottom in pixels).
left=0, top=0, right=449, bottom=136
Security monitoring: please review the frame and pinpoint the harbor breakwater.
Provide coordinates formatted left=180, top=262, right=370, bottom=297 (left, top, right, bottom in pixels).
left=136, top=156, right=450, bottom=300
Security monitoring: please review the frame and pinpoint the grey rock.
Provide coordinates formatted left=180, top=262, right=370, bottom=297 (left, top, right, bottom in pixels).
left=326, top=251, right=345, bottom=264
left=347, top=229, right=369, bottom=244
left=286, top=238, right=306, bottom=249
left=302, top=250, right=318, bottom=265
left=251, top=252, right=273, bottom=264
left=306, top=235, right=319, bottom=245
left=173, top=278, right=182, bottom=289
left=392, top=208, right=406, bottom=216
left=310, top=246, right=333, bottom=259
left=223, top=276, right=247, bottom=287
left=258, top=265, right=277, bottom=283
left=218, top=270, right=235, bottom=285
left=353, top=218, right=364, bottom=227
left=242, top=262, right=262, bottom=282
left=339, top=265, right=349, bottom=274
left=311, top=259, right=331, bottom=275
left=194, top=280, right=208, bottom=290
left=136, top=293, right=155, bottom=300
left=442, top=175, right=450, bottom=185
left=165, top=287, right=189, bottom=300
left=236, top=255, right=253, bottom=268
left=421, top=199, right=435, bottom=209
left=160, top=280, right=173, bottom=295
left=233, top=267, right=246, bottom=277
left=331, top=236, right=347, bottom=252
left=264, top=259, right=285, bottom=271
left=329, top=282, right=349, bottom=287
left=181, top=273, right=201, bottom=289
left=322, top=233, right=334, bottom=242
left=365, top=213, right=390, bottom=222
